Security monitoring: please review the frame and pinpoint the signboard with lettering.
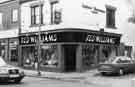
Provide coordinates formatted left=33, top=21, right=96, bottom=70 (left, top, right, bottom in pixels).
left=19, top=31, right=121, bottom=45
left=85, top=35, right=116, bottom=44
left=20, top=33, right=57, bottom=45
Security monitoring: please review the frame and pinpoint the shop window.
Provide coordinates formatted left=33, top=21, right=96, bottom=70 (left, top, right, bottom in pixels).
left=31, top=4, right=43, bottom=25
left=40, top=45, right=58, bottom=67
left=82, top=45, right=98, bottom=70
left=22, top=46, right=35, bottom=67
left=100, top=46, right=116, bottom=63
left=22, top=45, right=58, bottom=68
left=106, top=5, right=116, bottom=28
left=50, top=1, right=62, bottom=24
left=10, top=49, right=17, bottom=62
left=9, top=40, right=18, bottom=62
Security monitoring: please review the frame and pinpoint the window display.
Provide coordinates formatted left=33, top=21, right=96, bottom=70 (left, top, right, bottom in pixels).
left=40, top=45, right=58, bottom=67
left=100, top=46, right=116, bottom=63
left=22, top=45, right=58, bottom=68
left=82, top=45, right=98, bottom=69
left=22, top=46, right=35, bottom=67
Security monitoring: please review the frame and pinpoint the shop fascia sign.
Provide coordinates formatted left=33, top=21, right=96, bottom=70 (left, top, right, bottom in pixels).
left=20, top=32, right=57, bottom=44
left=41, top=32, right=57, bottom=42
left=85, top=34, right=116, bottom=44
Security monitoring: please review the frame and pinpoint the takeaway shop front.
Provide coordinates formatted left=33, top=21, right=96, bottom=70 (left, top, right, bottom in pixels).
left=19, top=29, right=121, bottom=72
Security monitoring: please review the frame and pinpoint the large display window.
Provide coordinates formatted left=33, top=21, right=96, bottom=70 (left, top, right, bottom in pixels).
left=40, top=45, right=58, bottom=68
left=82, top=45, right=99, bottom=70
left=22, top=46, right=35, bottom=67
left=22, top=45, right=58, bottom=68
left=82, top=45, right=117, bottom=70
left=100, top=46, right=117, bottom=63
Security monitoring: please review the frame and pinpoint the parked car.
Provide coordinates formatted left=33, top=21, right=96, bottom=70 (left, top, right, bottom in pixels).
left=98, top=56, right=135, bottom=75
left=0, top=57, right=25, bottom=83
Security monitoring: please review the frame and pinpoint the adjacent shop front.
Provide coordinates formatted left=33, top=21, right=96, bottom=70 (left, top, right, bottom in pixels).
left=0, top=38, right=18, bottom=65
left=19, top=28, right=121, bottom=72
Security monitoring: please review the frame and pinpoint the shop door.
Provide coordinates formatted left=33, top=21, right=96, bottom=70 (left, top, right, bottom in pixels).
left=63, top=45, right=77, bottom=72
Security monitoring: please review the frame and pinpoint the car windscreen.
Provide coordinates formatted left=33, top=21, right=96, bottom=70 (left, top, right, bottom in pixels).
left=0, top=58, right=6, bottom=66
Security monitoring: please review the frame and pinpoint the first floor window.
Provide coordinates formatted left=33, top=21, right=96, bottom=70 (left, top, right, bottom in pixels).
left=51, top=1, right=61, bottom=24
left=12, top=9, right=18, bottom=23
left=106, top=6, right=116, bottom=28
left=31, top=4, right=43, bottom=25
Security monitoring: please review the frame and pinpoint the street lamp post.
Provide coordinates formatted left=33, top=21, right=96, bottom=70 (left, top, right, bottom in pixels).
left=37, top=0, right=42, bottom=76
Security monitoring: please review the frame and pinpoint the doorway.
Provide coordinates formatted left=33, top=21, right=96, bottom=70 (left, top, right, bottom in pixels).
left=63, top=45, right=77, bottom=72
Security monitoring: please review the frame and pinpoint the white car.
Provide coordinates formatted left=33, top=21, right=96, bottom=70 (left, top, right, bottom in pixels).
left=0, top=57, right=25, bottom=83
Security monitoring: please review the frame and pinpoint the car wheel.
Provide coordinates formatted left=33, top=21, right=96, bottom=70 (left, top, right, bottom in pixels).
left=119, top=69, right=124, bottom=76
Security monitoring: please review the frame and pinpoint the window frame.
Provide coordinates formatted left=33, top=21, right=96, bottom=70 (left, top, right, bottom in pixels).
left=31, top=4, right=44, bottom=26
left=11, top=9, right=18, bottom=23
left=106, top=5, right=116, bottom=29
left=50, top=1, right=61, bottom=25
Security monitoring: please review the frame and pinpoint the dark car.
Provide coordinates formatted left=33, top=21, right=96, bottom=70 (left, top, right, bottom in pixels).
left=0, top=57, right=25, bottom=83
left=98, top=56, right=135, bottom=75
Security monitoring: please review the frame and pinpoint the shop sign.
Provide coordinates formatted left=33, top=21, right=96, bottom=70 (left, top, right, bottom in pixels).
left=20, top=31, right=120, bottom=45
left=20, top=33, right=57, bottom=44
left=85, top=34, right=116, bottom=44
left=41, top=33, right=57, bottom=42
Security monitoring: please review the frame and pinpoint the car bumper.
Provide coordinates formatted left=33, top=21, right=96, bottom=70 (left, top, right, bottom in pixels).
left=0, top=73, right=25, bottom=81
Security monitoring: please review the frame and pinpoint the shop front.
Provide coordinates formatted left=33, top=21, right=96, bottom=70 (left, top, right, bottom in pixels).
left=19, top=28, right=121, bottom=72
left=0, top=38, right=18, bottom=65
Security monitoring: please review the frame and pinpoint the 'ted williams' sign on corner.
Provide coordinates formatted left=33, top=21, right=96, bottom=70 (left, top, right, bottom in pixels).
left=20, top=31, right=120, bottom=45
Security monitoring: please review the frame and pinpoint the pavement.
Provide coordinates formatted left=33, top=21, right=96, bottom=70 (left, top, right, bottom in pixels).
left=21, top=68, right=97, bottom=81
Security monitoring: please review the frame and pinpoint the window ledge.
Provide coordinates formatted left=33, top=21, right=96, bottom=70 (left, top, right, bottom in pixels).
left=30, top=24, right=45, bottom=27
left=106, top=25, right=117, bottom=29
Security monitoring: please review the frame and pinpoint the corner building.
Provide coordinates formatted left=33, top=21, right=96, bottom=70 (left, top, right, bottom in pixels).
left=19, top=0, right=125, bottom=72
